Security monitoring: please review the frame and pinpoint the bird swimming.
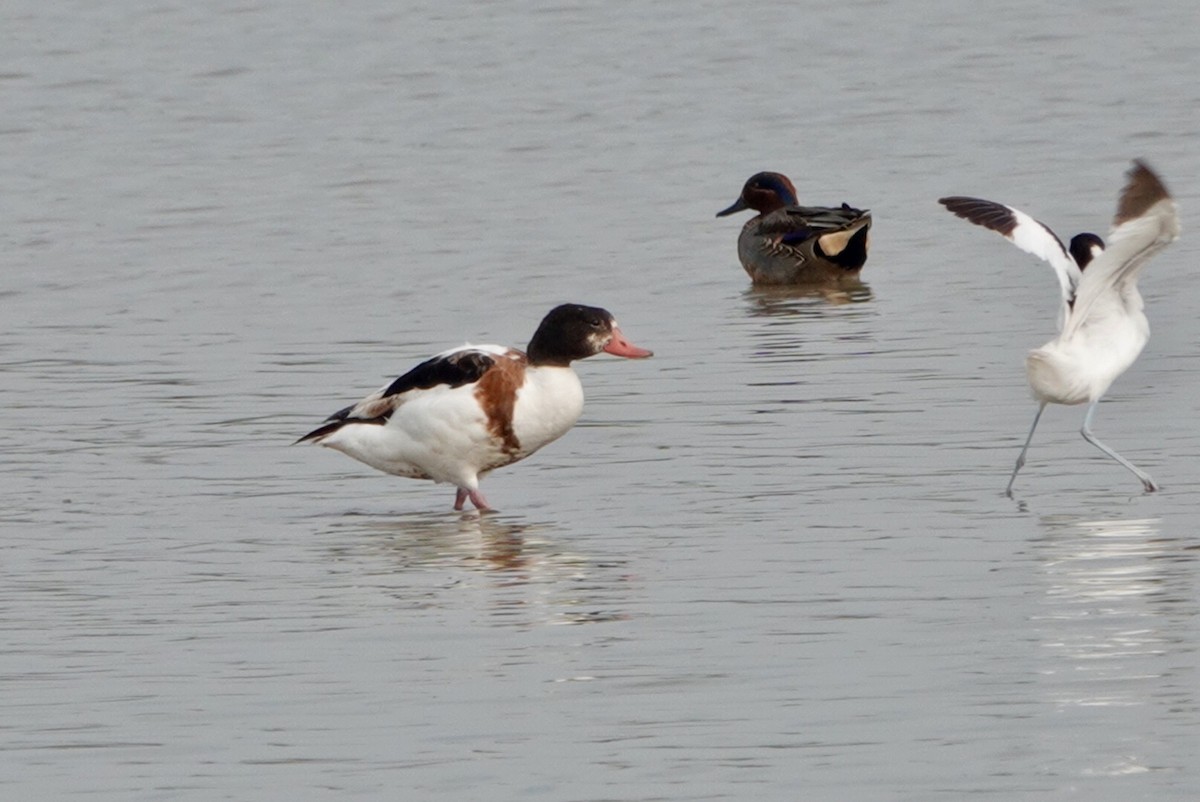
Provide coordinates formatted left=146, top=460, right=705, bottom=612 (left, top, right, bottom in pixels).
left=717, top=171, right=872, bottom=285
left=940, top=160, right=1179, bottom=495
left=297, top=304, right=652, bottom=511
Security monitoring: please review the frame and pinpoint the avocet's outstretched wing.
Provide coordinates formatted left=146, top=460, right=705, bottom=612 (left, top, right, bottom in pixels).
left=940, top=195, right=1082, bottom=325
left=1063, top=161, right=1179, bottom=339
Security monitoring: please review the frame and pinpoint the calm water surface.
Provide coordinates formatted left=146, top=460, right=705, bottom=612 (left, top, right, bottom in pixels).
left=4, top=0, right=1200, bottom=799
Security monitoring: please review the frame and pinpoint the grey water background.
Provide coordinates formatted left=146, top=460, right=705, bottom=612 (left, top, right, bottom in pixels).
left=4, top=0, right=1200, bottom=799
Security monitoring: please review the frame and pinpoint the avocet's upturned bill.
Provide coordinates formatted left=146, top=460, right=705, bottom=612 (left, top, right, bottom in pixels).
left=940, top=160, right=1180, bottom=496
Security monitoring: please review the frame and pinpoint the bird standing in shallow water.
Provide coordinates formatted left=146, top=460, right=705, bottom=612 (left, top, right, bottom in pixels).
left=940, top=160, right=1180, bottom=496
left=298, top=304, right=652, bottom=511
left=717, top=171, right=872, bottom=285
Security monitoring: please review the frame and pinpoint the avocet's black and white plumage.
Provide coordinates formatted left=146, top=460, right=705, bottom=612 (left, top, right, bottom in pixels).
left=298, top=304, right=652, bottom=511
left=940, top=160, right=1179, bottom=495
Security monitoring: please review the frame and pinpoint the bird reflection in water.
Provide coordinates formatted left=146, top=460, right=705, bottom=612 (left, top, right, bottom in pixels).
left=738, top=280, right=878, bottom=371
left=1031, top=515, right=1195, bottom=709
left=326, top=512, right=633, bottom=626
left=742, top=280, right=873, bottom=318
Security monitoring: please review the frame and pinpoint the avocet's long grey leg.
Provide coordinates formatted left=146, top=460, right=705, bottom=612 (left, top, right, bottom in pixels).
left=1080, top=401, right=1158, bottom=492
left=1007, top=402, right=1047, bottom=498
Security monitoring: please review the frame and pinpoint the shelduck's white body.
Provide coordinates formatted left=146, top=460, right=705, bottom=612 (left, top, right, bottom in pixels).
left=299, top=305, right=651, bottom=510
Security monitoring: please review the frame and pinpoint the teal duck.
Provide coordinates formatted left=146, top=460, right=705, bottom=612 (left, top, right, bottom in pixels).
left=717, top=172, right=872, bottom=284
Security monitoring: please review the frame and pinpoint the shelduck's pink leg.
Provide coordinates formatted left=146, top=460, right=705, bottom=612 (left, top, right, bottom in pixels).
left=467, top=489, right=492, bottom=511
left=454, top=487, right=492, bottom=511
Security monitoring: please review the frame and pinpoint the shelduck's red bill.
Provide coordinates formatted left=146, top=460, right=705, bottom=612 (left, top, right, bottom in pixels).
left=603, top=327, right=653, bottom=359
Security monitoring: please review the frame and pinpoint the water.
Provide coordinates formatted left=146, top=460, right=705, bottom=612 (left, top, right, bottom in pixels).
left=4, top=0, right=1199, bottom=799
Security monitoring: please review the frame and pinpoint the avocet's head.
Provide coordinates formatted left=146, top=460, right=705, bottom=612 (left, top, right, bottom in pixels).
left=1069, top=233, right=1105, bottom=270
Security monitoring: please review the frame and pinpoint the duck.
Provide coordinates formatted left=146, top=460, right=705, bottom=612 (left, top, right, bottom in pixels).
left=939, top=160, right=1179, bottom=495
left=716, top=171, right=872, bottom=284
left=297, top=304, right=653, bottom=511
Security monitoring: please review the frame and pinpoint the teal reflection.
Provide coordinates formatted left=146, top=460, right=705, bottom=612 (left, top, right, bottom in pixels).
left=742, top=280, right=873, bottom=318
